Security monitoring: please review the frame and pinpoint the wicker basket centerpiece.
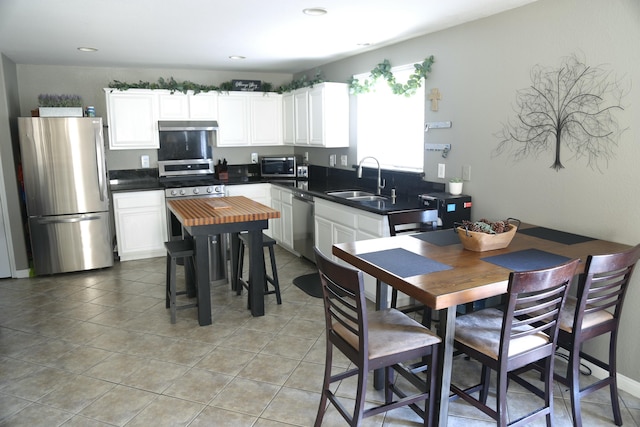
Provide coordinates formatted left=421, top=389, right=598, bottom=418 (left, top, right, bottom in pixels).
left=455, top=218, right=520, bottom=252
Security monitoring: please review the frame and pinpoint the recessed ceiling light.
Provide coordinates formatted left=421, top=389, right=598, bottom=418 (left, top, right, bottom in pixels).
left=303, top=7, right=327, bottom=16
left=229, top=55, right=246, bottom=60
left=77, top=47, right=98, bottom=52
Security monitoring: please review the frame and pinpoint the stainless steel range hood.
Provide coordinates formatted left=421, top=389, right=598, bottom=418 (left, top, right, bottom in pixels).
left=158, top=120, right=219, bottom=131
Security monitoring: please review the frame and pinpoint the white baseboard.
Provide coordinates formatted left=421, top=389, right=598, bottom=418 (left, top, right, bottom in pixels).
left=14, top=269, right=30, bottom=278
left=585, top=360, right=640, bottom=398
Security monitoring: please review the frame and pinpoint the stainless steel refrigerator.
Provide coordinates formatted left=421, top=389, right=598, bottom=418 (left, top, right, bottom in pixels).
left=18, top=117, right=113, bottom=275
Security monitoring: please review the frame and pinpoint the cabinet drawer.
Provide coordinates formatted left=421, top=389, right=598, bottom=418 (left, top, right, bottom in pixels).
left=315, top=200, right=357, bottom=228
left=113, top=190, right=164, bottom=209
left=357, top=213, right=384, bottom=236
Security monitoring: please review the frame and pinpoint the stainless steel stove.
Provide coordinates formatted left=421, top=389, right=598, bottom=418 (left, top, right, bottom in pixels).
left=161, top=175, right=227, bottom=283
left=159, top=176, right=225, bottom=199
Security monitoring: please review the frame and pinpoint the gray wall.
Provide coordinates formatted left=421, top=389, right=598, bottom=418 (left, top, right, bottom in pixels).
left=300, top=0, right=640, bottom=383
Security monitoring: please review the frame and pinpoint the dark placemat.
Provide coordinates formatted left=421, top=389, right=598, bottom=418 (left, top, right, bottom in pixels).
left=292, top=273, right=323, bottom=298
left=482, top=248, right=572, bottom=272
left=519, top=227, right=595, bottom=245
left=411, top=230, right=461, bottom=246
left=359, top=248, right=452, bottom=278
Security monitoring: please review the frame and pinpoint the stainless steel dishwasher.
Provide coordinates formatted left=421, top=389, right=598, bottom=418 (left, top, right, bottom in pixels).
left=292, top=190, right=315, bottom=263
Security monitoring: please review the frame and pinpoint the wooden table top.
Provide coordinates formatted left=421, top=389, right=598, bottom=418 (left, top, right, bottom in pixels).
left=333, top=225, right=631, bottom=311
left=167, top=196, right=280, bottom=226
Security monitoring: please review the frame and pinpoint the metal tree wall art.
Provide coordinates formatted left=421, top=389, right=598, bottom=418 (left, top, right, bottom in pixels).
left=495, top=55, right=627, bottom=171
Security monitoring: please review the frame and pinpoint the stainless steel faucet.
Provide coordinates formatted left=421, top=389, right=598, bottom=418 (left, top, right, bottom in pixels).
left=357, top=156, right=385, bottom=195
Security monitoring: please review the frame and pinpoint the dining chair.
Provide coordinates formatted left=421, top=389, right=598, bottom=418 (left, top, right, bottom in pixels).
left=554, top=244, right=640, bottom=427
left=386, top=209, right=438, bottom=326
left=313, top=247, right=441, bottom=427
left=450, top=258, right=580, bottom=427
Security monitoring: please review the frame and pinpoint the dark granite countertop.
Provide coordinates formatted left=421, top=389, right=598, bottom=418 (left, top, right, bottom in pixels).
left=107, top=168, right=436, bottom=215
left=271, top=180, right=427, bottom=215
left=108, top=169, right=162, bottom=192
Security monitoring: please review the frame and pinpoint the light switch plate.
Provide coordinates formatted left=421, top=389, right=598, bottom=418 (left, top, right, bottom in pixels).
left=340, top=155, right=348, bottom=166
left=437, top=163, right=445, bottom=179
left=141, top=155, right=150, bottom=168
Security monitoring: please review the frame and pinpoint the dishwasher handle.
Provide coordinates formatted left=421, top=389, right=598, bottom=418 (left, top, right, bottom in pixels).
left=292, top=190, right=314, bottom=202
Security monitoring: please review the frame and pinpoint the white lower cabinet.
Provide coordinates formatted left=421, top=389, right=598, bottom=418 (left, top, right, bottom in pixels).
left=270, top=186, right=294, bottom=250
left=113, top=190, right=167, bottom=261
left=314, top=198, right=388, bottom=301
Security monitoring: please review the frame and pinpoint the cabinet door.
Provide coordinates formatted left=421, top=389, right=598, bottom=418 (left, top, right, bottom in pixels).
left=250, top=95, right=282, bottom=145
left=282, top=93, right=295, bottom=145
left=189, top=93, right=218, bottom=119
left=158, top=92, right=189, bottom=119
left=308, top=86, right=324, bottom=146
left=113, top=190, right=167, bottom=261
left=217, top=95, right=250, bottom=146
left=314, top=216, right=333, bottom=259
left=294, top=91, right=309, bottom=145
left=105, top=90, right=159, bottom=149
left=280, top=201, right=294, bottom=249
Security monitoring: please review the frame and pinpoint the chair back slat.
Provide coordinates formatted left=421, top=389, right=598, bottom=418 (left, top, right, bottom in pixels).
left=576, top=244, right=640, bottom=326
left=315, top=248, right=368, bottom=359
left=499, top=259, right=580, bottom=361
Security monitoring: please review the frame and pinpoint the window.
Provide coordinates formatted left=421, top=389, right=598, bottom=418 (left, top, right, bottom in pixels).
left=356, top=64, right=425, bottom=172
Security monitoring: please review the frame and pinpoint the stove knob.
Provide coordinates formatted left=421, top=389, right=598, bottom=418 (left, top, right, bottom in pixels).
left=214, top=186, right=222, bottom=193
left=170, top=189, right=178, bottom=196
left=193, top=188, right=200, bottom=195
left=206, top=187, right=214, bottom=193
left=179, top=189, right=187, bottom=196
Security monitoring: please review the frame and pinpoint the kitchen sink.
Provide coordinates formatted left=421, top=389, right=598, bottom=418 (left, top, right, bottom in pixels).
left=348, top=195, right=387, bottom=202
left=326, top=190, right=375, bottom=198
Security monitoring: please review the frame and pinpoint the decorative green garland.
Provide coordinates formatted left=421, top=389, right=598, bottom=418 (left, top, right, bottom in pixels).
left=348, top=56, right=435, bottom=97
left=108, top=77, right=274, bottom=94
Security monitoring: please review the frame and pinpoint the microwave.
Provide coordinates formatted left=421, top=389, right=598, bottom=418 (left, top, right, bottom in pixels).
left=157, top=121, right=218, bottom=177
left=260, top=155, right=301, bottom=178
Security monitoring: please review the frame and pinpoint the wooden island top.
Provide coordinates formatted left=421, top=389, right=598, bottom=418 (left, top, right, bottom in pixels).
left=167, top=196, right=280, bottom=226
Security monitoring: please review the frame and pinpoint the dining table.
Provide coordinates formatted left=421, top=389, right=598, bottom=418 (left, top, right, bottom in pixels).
left=167, top=196, right=280, bottom=325
left=331, top=223, right=631, bottom=427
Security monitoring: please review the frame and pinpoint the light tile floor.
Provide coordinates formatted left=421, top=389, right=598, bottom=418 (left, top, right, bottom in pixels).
left=1, top=245, right=639, bottom=426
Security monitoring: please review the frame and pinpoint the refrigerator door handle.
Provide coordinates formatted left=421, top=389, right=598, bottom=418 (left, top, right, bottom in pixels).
left=94, top=125, right=106, bottom=202
left=36, top=215, right=101, bottom=224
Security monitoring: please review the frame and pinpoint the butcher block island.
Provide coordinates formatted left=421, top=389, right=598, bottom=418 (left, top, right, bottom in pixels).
left=168, top=196, right=280, bottom=226
left=167, top=196, right=280, bottom=324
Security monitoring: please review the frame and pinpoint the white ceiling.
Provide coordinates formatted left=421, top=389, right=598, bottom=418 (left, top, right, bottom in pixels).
left=0, top=0, right=537, bottom=73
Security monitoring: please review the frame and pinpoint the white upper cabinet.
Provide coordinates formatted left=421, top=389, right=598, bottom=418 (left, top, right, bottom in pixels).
left=294, top=90, right=309, bottom=145
left=158, top=90, right=218, bottom=120
left=104, top=89, right=219, bottom=150
left=217, top=92, right=282, bottom=146
left=282, top=92, right=295, bottom=145
left=282, top=82, right=349, bottom=148
left=308, top=83, right=349, bottom=147
left=104, top=89, right=159, bottom=150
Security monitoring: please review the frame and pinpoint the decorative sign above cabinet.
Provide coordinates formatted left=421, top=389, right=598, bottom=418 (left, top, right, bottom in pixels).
left=232, top=80, right=262, bottom=91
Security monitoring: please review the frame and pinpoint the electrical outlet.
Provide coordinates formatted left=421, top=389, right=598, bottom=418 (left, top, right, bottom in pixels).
left=463, top=165, right=471, bottom=181
left=340, top=155, right=348, bottom=166
left=437, top=163, right=445, bottom=179
left=141, top=155, right=150, bottom=168
left=304, top=151, right=309, bottom=162
left=329, top=154, right=336, bottom=167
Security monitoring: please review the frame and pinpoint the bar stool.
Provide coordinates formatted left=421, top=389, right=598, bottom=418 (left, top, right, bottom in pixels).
left=236, top=232, right=282, bottom=307
left=165, top=239, right=198, bottom=324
